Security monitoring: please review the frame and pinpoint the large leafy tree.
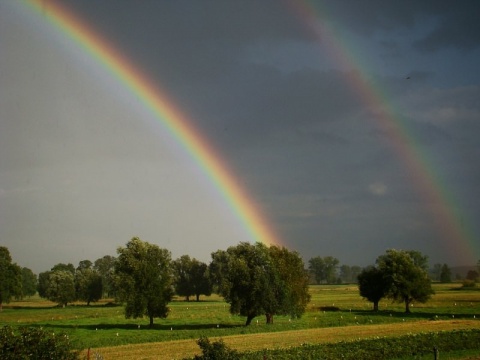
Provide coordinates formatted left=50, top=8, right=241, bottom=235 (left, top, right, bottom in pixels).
left=94, top=255, right=116, bottom=298
left=308, top=256, right=339, bottom=284
left=75, top=261, right=102, bottom=305
left=173, top=255, right=212, bottom=301
left=21, top=267, right=38, bottom=298
left=377, top=249, right=434, bottom=313
left=267, top=245, right=310, bottom=323
left=210, top=242, right=309, bottom=325
left=45, top=270, right=76, bottom=307
left=357, top=265, right=389, bottom=311
left=0, top=247, right=22, bottom=311
left=115, top=237, right=173, bottom=327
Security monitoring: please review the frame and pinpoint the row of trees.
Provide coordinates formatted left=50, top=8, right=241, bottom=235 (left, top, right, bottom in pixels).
left=308, top=255, right=456, bottom=285
left=2, top=241, right=479, bottom=327
left=1, top=239, right=311, bottom=327
left=0, top=247, right=37, bottom=311
left=114, top=238, right=310, bottom=327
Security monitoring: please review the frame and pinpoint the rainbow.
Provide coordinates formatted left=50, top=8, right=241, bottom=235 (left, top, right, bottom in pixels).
left=290, top=1, right=478, bottom=263
left=22, top=0, right=280, bottom=247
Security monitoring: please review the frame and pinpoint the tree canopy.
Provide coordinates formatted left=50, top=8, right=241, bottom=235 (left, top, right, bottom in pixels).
left=210, top=242, right=309, bottom=325
left=308, top=256, right=339, bottom=284
left=0, top=247, right=22, bottom=311
left=75, top=261, right=102, bottom=305
left=357, top=265, right=389, bottom=311
left=114, top=237, right=174, bottom=327
left=376, top=249, right=434, bottom=313
left=173, top=255, right=212, bottom=302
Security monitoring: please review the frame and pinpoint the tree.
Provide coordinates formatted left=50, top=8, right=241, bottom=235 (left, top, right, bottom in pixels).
left=173, top=255, right=212, bottom=302
left=75, top=261, right=102, bottom=305
left=190, top=260, right=212, bottom=302
left=51, top=263, right=75, bottom=275
left=0, top=326, right=80, bottom=360
left=37, top=271, right=50, bottom=299
left=94, top=255, right=116, bottom=298
left=0, top=247, right=22, bottom=311
left=45, top=270, right=76, bottom=307
left=376, top=249, right=434, bottom=313
left=439, top=264, right=452, bottom=283
left=267, top=245, right=310, bottom=323
left=308, top=256, right=339, bottom=284
left=21, top=267, right=37, bottom=298
left=466, top=270, right=479, bottom=282
left=357, top=266, right=389, bottom=311
left=114, top=237, right=173, bottom=327
left=210, top=242, right=309, bottom=325
left=432, top=263, right=442, bottom=281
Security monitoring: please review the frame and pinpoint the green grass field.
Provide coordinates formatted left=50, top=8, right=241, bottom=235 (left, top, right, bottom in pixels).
left=1, top=283, right=479, bottom=359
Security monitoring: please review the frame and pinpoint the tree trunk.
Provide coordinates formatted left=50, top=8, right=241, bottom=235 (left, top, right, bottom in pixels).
left=196, top=294, right=200, bottom=302
left=186, top=295, right=190, bottom=302
left=149, top=315, right=154, bottom=328
left=265, top=313, right=273, bottom=324
left=373, top=301, right=379, bottom=312
left=405, top=298, right=411, bottom=313
left=245, top=314, right=255, bottom=326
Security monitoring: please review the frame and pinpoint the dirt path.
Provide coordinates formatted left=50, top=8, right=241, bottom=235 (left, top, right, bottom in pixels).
left=85, top=320, right=480, bottom=360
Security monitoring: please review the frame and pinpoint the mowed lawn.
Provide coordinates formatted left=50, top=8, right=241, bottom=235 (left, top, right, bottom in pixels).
left=1, top=284, right=479, bottom=359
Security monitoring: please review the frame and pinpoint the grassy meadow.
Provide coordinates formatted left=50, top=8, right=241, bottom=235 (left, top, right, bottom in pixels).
left=1, top=283, right=479, bottom=359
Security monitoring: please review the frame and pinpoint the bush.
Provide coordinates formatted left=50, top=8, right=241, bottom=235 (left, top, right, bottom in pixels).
left=0, top=326, right=79, bottom=360
left=462, top=279, right=477, bottom=288
left=189, top=336, right=240, bottom=360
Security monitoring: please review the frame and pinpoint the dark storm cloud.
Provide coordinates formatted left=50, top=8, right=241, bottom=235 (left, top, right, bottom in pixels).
left=2, top=0, right=480, bottom=271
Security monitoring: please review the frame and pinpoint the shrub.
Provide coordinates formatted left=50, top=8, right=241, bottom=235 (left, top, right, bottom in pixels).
left=462, top=279, right=477, bottom=288
left=189, top=336, right=240, bottom=360
left=0, top=326, right=79, bottom=360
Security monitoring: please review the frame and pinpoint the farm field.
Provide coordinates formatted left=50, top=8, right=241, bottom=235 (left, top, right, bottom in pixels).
left=1, top=283, right=479, bottom=359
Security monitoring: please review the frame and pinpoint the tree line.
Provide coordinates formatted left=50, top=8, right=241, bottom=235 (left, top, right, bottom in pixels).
left=1, top=241, right=479, bottom=327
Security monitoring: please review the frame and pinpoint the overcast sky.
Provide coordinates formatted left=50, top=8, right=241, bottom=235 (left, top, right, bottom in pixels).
left=1, top=0, right=479, bottom=273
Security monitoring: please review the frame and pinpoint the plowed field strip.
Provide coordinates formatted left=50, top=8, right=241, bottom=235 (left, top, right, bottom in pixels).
left=85, top=320, right=480, bottom=360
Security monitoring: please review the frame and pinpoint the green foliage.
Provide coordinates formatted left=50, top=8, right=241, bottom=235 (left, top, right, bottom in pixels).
left=173, top=255, right=212, bottom=301
left=75, top=266, right=102, bottom=305
left=308, top=256, right=339, bottom=284
left=51, top=263, right=76, bottom=275
left=357, top=266, right=389, bottom=311
left=240, top=329, right=480, bottom=360
left=21, top=267, right=37, bottom=297
left=115, top=237, right=173, bottom=327
left=0, top=247, right=22, bottom=309
left=210, top=242, right=310, bottom=325
left=439, top=263, right=452, bottom=283
left=0, top=325, right=79, bottom=360
left=461, top=279, right=476, bottom=288
left=268, top=245, right=311, bottom=320
left=376, top=249, right=434, bottom=313
left=46, top=270, right=76, bottom=306
left=94, top=255, right=116, bottom=298
left=37, top=271, right=50, bottom=298
left=189, top=337, right=240, bottom=360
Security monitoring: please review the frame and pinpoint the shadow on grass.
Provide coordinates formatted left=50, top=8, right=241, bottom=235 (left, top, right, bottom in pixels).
left=32, top=322, right=243, bottom=331
left=348, top=309, right=478, bottom=321
left=5, top=302, right=122, bottom=310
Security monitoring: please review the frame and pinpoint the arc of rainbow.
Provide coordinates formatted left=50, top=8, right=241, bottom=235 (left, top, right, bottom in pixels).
left=290, top=1, right=477, bottom=263
left=23, top=0, right=280, bottom=247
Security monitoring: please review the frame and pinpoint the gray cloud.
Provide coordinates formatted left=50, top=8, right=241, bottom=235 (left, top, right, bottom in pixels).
left=1, top=1, right=479, bottom=272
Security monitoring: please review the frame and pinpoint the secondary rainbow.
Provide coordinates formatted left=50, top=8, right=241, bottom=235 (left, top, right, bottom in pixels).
left=23, top=0, right=280, bottom=247
left=290, top=1, right=477, bottom=263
